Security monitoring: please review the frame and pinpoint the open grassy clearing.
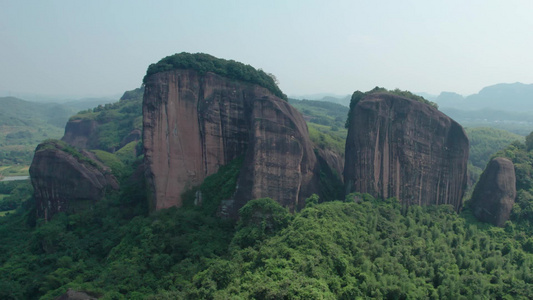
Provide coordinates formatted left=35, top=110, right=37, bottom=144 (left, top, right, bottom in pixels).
left=0, top=165, right=30, bottom=177
left=0, top=210, right=15, bottom=217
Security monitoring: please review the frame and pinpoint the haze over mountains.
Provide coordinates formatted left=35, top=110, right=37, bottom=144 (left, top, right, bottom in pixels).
left=296, top=82, right=533, bottom=136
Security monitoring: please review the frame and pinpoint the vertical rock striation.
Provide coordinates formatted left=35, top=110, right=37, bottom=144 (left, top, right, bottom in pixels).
left=143, top=69, right=319, bottom=215
left=61, top=119, right=99, bottom=149
left=30, top=140, right=118, bottom=220
left=470, top=157, right=516, bottom=227
left=344, top=92, right=469, bottom=211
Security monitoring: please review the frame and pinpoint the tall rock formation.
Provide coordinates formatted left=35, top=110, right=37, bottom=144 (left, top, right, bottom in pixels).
left=470, top=157, right=516, bottom=227
left=61, top=119, right=99, bottom=149
left=30, top=140, right=119, bottom=220
left=344, top=92, right=469, bottom=211
left=143, top=69, right=319, bottom=214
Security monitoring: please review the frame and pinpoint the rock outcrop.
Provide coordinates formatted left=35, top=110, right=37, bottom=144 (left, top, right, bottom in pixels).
left=30, top=140, right=118, bottom=220
left=55, top=289, right=99, bottom=300
left=470, top=157, right=516, bottom=227
left=344, top=92, right=469, bottom=211
left=61, top=119, right=98, bottom=149
left=143, top=69, right=319, bottom=214
left=61, top=87, right=143, bottom=151
left=55, top=289, right=98, bottom=300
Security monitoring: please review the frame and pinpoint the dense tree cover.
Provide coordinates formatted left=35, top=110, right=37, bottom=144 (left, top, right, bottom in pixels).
left=4, top=175, right=533, bottom=299
left=288, top=98, right=348, bottom=155
left=0, top=181, right=32, bottom=212
left=143, top=52, right=287, bottom=100
left=464, top=127, right=523, bottom=188
left=466, top=127, right=523, bottom=170
left=345, top=87, right=438, bottom=129
left=70, top=88, right=143, bottom=152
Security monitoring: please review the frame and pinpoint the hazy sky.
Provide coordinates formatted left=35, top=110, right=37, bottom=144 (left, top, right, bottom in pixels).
left=2, top=0, right=533, bottom=99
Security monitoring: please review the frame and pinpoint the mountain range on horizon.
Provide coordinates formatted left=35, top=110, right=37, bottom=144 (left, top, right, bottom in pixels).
left=292, top=82, right=533, bottom=112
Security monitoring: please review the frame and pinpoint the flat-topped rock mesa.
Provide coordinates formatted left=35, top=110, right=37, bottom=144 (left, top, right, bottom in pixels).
left=29, top=140, right=119, bottom=220
left=344, top=91, right=469, bottom=211
left=143, top=53, right=321, bottom=214
left=470, top=157, right=516, bottom=227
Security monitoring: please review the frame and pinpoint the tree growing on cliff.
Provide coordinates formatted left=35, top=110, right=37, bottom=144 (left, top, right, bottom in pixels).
left=143, top=52, right=287, bottom=100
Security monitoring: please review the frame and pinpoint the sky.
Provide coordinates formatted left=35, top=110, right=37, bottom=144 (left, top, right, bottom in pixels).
left=1, top=0, right=533, bottom=99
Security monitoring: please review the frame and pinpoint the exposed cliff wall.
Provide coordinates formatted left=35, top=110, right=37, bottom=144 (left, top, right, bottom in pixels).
left=61, top=119, right=98, bottom=149
left=344, top=93, right=469, bottom=211
left=470, top=157, right=516, bottom=227
left=30, top=140, right=118, bottom=220
left=143, top=69, right=319, bottom=214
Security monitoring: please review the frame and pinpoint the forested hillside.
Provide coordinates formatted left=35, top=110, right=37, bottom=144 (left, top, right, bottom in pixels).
left=289, top=98, right=348, bottom=154
left=0, top=97, right=69, bottom=166
left=67, top=87, right=143, bottom=151
left=3, top=188, right=533, bottom=299
left=3, top=82, right=533, bottom=299
left=0, top=96, right=116, bottom=168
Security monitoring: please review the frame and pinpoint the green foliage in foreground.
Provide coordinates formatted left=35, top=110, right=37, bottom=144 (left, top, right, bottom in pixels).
left=3, top=188, right=533, bottom=299
left=144, top=52, right=287, bottom=100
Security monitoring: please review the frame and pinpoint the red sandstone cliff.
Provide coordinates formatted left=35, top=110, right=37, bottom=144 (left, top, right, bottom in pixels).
left=344, top=93, right=469, bottom=211
left=143, top=69, right=319, bottom=214
left=30, top=140, right=119, bottom=220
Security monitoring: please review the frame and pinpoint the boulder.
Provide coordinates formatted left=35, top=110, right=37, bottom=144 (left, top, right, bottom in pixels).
left=470, top=157, right=516, bottom=227
left=29, top=140, right=118, bottom=220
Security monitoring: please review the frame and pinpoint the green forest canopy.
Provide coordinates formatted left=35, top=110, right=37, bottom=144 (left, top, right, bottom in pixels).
left=143, top=52, right=287, bottom=100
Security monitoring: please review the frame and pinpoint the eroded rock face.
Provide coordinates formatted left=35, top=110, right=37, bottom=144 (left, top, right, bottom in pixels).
left=61, top=119, right=98, bottom=149
left=470, top=157, right=516, bottom=227
left=344, top=93, right=469, bottom=211
left=30, top=141, right=118, bottom=220
left=143, top=69, right=319, bottom=214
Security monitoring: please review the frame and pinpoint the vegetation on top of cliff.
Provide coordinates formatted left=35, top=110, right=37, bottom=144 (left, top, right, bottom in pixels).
left=36, top=139, right=101, bottom=170
left=69, top=87, right=143, bottom=151
left=144, top=52, right=287, bottom=100
left=345, top=87, right=438, bottom=128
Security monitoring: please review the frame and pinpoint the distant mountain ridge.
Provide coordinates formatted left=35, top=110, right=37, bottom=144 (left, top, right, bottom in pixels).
left=290, top=94, right=351, bottom=107
left=432, top=82, right=533, bottom=112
